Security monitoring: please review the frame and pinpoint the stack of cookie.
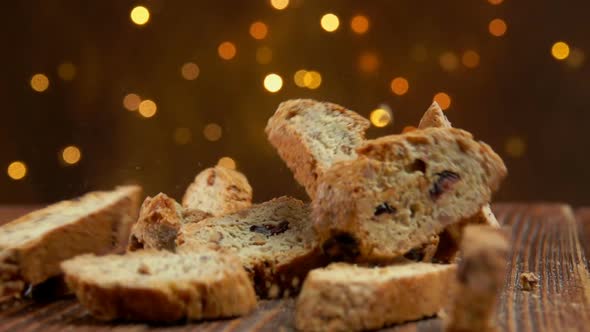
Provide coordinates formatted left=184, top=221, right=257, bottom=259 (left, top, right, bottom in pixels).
left=0, top=99, right=509, bottom=331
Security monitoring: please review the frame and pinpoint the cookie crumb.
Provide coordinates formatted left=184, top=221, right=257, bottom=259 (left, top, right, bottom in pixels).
left=520, top=272, right=539, bottom=291
left=268, top=283, right=280, bottom=299
left=137, top=264, right=151, bottom=275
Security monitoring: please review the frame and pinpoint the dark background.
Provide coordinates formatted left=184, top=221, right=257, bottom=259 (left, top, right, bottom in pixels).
left=1, top=0, right=588, bottom=206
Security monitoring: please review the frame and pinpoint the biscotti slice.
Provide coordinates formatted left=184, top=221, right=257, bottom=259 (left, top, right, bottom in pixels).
left=417, top=102, right=500, bottom=263
left=0, top=186, right=142, bottom=297
left=446, top=225, right=509, bottom=332
left=182, top=166, right=252, bottom=216
left=177, top=196, right=327, bottom=298
left=296, top=262, right=457, bottom=332
left=265, top=99, right=370, bottom=199
left=128, top=193, right=211, bottom=251
left=61, top=248, right=256, bottom=322
left=313, top=127, right=507, bottom=262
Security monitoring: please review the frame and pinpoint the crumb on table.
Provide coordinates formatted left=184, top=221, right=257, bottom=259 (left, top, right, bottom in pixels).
left=520, top=272, right=539, bottom=291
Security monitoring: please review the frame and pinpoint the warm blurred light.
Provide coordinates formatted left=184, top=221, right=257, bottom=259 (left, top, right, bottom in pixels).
left=505, top=136, right=526, bottom=158
left=62, top=146, right=82, bottom=165
left=566, top=48, right=585, bottom=68
left=359, top=52, right=380, bottom=73
left=270, top=0, right=289, bottom=10
left=138, top=100, right=157, bottom=118
left=264, top=73, right=283, bottom=93
left=218, top=42, right=237, bottom=60
left=181, top=62, right=200, bottom=80
left=551, top=41, right=570, bottom=60
left=321, top=13, right=340, bottom=32
left=294, top=70, right=308, bottom=87
left=489, top=19, right=507, bottom=37
left=250, top=22, right=268, bottom=40
left=410, top=44, right=428, bottom=62
left=30, top=73, right=49, bottom=92
left=439, top=52, right=459, bottom=72
left=488, top=0, right=503, bottom=4
left=203, top=123, right=223, bottom=141
left=7, top=161, right=27, bottom=180
left=217, top=157, right=236, bottom=170
left=256, top=46, right=273, bottom=64
left=462, top=50, right=480, bottom=68
left=390, top=77, right=409, bottom=96
left=350, top=15, right=369, bottom=34
left=370, top=107, right=392, bottom=128
left=57, top=62, right=76, bottom=81
left=304, top=71, right=322, bottom=89
left=433, top=92, right=451, bottom=110
left=130, top=6, right=150, bottom=25
left=123, top=93, right=141, bottom=111
left=173, top=127, right=192, bottom=145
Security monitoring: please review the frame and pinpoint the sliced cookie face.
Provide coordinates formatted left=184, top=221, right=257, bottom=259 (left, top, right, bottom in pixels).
left=265, top=99, right=370, bottom=199
left=182, top=166, right=252, bottom=216
left=295, top=262, right=457, bottom=332
left=61, top=248, right=257, bottom=322
left=128, top=193, right=210, bottom=251
left=313, top=127, right=507, bottom=262
left=177, top=196, right=327, bottom=298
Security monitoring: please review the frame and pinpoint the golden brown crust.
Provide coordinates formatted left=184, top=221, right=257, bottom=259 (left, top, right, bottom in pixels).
left=0, top=186, right=142, bottom=297
left=61, top=249, right=257, bottom=322
left=446, top=225, right=509, bottom=332
left=265, top=99, right=370, bottom=199
left=313, top=128, right=507, bottom=263
left=295, top=262, right=457, bottom=331
left=128, top=193, right=210, bottom=251
left=182, top=166, right=252, bottom=216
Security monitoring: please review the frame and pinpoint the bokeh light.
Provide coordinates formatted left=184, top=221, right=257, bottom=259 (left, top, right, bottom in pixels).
left=370, top=107, right=392, bottom=128
left=62, top=146, right=82, bottom=165
left=566, top=48, right=585, bottom=68
left=439, top=52, right=459, bottom=72
left=461, top=50, right=480, bottom=68
left=263, top=73, right=283, bottom=93
left=358, top=52, right=380, bottom=73
left=173, top=127, right=192, bottom=145
left=489, top=18, right=507, bottom=37
left=321, top=13, right=340, bottom=32
left=270, top=0, right=289, bottom=10
left=505, top=136, right=526, bottom=158
left=7, top=161, right=27, bottom=180
left=303, top=71, right=322, bottom=89
left=57, top=62, right=76, bottom=81
left=551, top=41, right=570, bottom=60
left=390, top=77, right=409, bottom=96
left=217, top=157, right=236, bottom=170
left=488, top=0, right=504, bottom=4
left=30, top=73, right=49, bottom=92
left=138, top=99, right=157, bottom=118
left=130, top=6, right=150, bottom=26
left=203, top=123, right=223, bottom=141
left=433, top=92, right=452, bottom=110
left=181, top=62, right=200, bottom=80
left=350, top=15, right=369, bottom=34
left=256, top=46, right=273, bottom=64
left=250, top=22, right=268, bottom=40
left=294, top=70, right=307, bottom=87
left=218, top=42, right=237, bottom=60
left=123, top=93, right=141, bottom=111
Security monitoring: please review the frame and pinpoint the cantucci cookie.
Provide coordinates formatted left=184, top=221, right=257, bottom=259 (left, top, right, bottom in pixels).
left=265, top=99, right=370, bottom=199
left=313, top=127, right=507, bottom=262
left=177, top=196, right=327, bottom=298
left=295, top=262, right=457, bottom=331
left=128, top=193, right=210, bottom=251
left=446, top=225, right=509, bottom=332
left=182, top=166, right=252, bottom=216
left=0, top=186, right=142, bottom=297
left=61, top=248, right=256, bottom=322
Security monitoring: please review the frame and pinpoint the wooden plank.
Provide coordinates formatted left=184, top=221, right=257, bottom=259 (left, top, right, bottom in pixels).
left=0, top=204, right=589, bottom=331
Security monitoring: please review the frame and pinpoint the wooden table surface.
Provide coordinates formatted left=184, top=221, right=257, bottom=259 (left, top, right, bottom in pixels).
left=1, top=203, right=589, bottom=332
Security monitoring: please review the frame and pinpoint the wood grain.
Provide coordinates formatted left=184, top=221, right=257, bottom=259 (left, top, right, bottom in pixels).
left=1, top=204, right=589, bottom=331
